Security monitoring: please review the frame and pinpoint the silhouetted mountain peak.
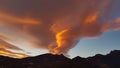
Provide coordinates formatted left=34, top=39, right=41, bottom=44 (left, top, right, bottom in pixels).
left=0, top=50, right=120, bottom=68
left=72, top=56, right=84, bottom=61
left=87, top=50, right=120, bottom=68
left=109, top=50, right=120, bottom=55
left=32, top=53, right=70, bottom=60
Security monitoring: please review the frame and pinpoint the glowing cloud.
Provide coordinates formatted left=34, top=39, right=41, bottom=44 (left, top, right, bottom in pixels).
left=0, top=12, right=40, bottom=24
left=0, top=48, right=27, bottom=58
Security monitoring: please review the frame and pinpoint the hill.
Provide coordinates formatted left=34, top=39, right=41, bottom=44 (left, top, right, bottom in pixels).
left=0, top=50, right=120, bottom=68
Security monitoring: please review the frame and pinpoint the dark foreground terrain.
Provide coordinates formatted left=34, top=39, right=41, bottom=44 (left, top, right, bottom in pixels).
left=0, top=50, right=120, bottom=68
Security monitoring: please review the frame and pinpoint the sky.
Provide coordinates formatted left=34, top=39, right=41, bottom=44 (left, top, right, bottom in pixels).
left=0, top=0, right=120, bottom=58
left=69, top=31, right=120, bottom=58
left=70, top=3, right=120, bottom=58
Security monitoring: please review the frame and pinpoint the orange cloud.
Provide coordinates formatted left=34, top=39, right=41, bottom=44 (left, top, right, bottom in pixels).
left=101, top=18, right=120, bottom=32
left=0, top=48, right=27, bottom=58
left=116, top=18, right=120, bottom=23
left=84, top=13, right=98, bottom=24
left=0, top=12, right=41, bottom=24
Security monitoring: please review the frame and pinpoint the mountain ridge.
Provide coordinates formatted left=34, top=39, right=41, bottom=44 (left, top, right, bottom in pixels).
left=0, top=50, right=120, bottom=68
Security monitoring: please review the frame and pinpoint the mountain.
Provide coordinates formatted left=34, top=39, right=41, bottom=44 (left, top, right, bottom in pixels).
left=0, top=50, right=120, bottom=68
left=87, top=50, right=120, bottom=68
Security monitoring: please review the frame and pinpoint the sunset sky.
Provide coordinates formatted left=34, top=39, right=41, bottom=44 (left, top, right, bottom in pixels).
left=0, top=0, right=120, bottom=58
left=70, top=4, right=120, bottom=58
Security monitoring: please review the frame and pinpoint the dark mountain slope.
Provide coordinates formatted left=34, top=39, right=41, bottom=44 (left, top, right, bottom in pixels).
left=0, top=50, right=119, bottom=68
left=87, top=50, right=120, bottom=68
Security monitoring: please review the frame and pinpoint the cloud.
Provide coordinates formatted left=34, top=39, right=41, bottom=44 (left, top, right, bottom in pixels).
left=0, top=0, right=120, bottom=57
left=0, top=48, right=27, bottom=58
left=0, top=39, right=23, bottom=50
left=0, top=12, right=40, bottom=25
left=0, top=38, right=27, bottom=58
